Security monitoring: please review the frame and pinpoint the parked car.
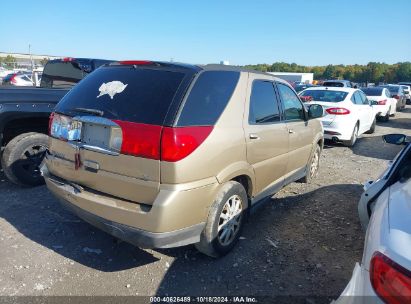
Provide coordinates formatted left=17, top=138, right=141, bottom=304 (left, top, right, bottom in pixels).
left=294, top=83, right=317, bottom=93
left=1, top=72, right=34, bottom=86
left=399, top=85, right=411, bottom=105
left=299, top=87, right=376, bottom=146
left=380, top=85, right=407, bottom=111
left=0, top=57, right=113, bottom=186
left=336, top=134, right=411, bottom=304
left=41, top=61, right=324, bottom=257
left=398, top=82, right=411, bottom=105
left=322, top=80, right=356, bottom=88
left=361, top=87, right=397, bottom=122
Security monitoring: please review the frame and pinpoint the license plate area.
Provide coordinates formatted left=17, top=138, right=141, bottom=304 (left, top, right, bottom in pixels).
left=81, top=123, right=111, bottom=149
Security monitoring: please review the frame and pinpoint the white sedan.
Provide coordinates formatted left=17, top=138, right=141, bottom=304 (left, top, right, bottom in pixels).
left=299, top=87, right=376, bottom=146
left=335, top=134, right=411, bottom=304
left=361, top=87, right=397, bottom=122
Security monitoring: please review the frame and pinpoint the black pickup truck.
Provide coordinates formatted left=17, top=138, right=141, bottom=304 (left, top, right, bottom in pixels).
left=0, top=58, right=113, bottom=186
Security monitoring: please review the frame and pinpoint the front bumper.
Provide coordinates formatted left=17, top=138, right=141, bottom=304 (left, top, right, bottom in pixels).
left=41, top=163, right=218, bottom=249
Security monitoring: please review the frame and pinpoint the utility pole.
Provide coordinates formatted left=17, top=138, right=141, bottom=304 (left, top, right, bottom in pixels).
left=29, top=44, right=34, bottom=70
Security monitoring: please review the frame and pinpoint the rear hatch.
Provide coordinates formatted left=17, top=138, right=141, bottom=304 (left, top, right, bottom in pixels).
left=47, top=62, right=195, bottom=205
left=300, top=89, right=350, bottom=126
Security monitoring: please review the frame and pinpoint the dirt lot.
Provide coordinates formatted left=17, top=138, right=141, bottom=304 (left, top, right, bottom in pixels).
left=0, top=108, right=410, bottom=302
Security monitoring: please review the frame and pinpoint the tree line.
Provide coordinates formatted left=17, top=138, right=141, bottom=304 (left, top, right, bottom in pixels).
left=244, top=62, right=411, bottom=83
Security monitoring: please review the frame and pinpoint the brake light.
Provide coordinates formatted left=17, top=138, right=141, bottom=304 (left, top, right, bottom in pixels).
left=371, top=252, right=411, bottom=304
left=161, top=126, right=213, bottom=162
left=379, top=99, right=387, bottom=105
left=63, top=57, right=74, bottom=62
left=119, top=60, right=153, bottom=65
left=326, top=108, right=351, bottom=115
left=10, top=74, right=17, bottom=84
left=113, top=120, right=162, bottom=160
left=393, top=95, right=400, bottom=100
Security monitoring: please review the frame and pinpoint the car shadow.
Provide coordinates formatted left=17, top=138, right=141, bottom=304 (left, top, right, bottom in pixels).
left=0, top=168, right=158, bottom=272
left=154, top=184, right=364, bottom=302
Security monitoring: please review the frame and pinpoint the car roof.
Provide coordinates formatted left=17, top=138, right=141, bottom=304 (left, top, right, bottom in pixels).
left=323, top=80, right=351, bottom=83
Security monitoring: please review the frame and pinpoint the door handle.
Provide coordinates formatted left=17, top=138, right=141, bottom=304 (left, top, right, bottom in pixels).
left=288, top=129, right=295, bottom=134
left=249, top=133, right=260, bottom=140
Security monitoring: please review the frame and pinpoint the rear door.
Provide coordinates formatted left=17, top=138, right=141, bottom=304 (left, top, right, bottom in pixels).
left=357, top=90, right=375, bottom=133
left=244, top=77, right=289, bottom=194
left=47, top=64, right=193, bottom=205
left=276, top=82, right=313, bottom=176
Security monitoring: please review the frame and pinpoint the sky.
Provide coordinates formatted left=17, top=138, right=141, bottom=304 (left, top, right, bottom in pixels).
left=1, top=0, right=410, bottom=66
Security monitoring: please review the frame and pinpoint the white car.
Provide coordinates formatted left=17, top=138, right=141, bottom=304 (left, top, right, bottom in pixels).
left=361, top=87, right=397, bottom=122
left=299, top=87, right=376, bottom=146
left=335, top=134, right=411, bottom=304
left=400, top=85, right=411, bottom=104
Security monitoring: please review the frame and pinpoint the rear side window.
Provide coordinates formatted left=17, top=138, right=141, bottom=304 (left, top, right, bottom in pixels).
left=249, top=80, right=281, bottom=124
left=55, top=66, right=186, bottom=125
left=176, top=71, right=240, bottom=126
left=351, top=92, right=363, bottom=105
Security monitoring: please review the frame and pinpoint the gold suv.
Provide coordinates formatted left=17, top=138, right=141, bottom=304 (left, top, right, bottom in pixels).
left=42, top=61, right=324, bottom=257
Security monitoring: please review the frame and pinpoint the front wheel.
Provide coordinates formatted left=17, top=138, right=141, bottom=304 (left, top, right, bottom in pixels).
left=1, top=132, right=49, bottom=186
left=195, top=181, right=248, bottom=258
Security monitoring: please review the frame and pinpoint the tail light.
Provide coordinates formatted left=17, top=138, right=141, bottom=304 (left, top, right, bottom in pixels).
left=112, top=120, right=162, bottom=160
left=379, top=99, right=387, bottom=105
left=161, top=126, right=213, bottom=162
left=393, top=95, right=400, bottom=100
left=49, top=113, right=81, bottom=141
left=326, top=108, right=351, bottom=115
left=10, top=74, right=17, bottom=84
left=370, top=252, right=411, bottom=304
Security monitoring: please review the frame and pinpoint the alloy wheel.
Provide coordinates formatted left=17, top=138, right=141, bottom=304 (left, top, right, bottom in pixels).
left=217, top=195, right=243, bottom=246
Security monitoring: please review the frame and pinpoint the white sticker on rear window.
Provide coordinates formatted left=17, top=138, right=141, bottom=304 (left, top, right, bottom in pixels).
left=97, top=81, right=128, bottom=99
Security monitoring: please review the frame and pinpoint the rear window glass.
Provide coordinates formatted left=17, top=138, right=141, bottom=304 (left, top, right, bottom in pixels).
left=300, top=89, right=348, bottom=102
left=55, top=66, right=186, bottom=125
left=176, top=71, right=240, bottom=126
left=383, top=86, right=399, bottom=93
left=41, top=62, right=88, bottom=88
left=323, top=81, right=345, bottom=87
left=361, top=87, right=383, bottom=96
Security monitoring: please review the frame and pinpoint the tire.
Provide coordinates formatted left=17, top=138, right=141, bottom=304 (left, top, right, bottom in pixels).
left=195, top=181, right=248, bottom=258
left=343, top=123, right=359, bottom=147
left=1, top=132, right=49, bottom=186
left=365, top=118, right=376, bottom=134
left=380, top=109, right=390, bottom=122
left=299, top=144, right=321, bottom=183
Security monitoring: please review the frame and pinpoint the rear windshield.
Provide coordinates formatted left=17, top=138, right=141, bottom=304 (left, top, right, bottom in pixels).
left=55, top=66, right=186, bottom=125
left=299, top=89, right=348, bottom=102
left=383, top=86, right=399, bottom=93
left=361, top=87, right=383, bottom=96
left=323, top=81, right=344, bottom=87
left=41, top=61, right=88, bottom=88
left=176, top=71, right=240, bottom=126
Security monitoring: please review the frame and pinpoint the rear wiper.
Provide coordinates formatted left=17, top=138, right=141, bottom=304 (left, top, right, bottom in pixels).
left=73, top=107, right=104, bottom=116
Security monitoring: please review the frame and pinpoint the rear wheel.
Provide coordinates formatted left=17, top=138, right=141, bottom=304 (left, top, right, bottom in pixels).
left=365, top=118, right=376, bottom=134
left=343, top=123, right=359, bottom=147
left=195, top=181, right=248, bottom=258
left=1, top=132, right=48, bottom=186
left=298, top=144, right=321, bottom=183
left=380, top=109, right=390, bottom=122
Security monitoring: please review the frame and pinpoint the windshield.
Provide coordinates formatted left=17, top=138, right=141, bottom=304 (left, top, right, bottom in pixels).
left=361, top=87, right=383, bottom=96
left=299, top=89, right=348, bottom=102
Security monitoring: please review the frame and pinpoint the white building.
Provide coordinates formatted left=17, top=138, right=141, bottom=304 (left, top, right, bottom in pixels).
left=267, top=72, right=313, bottom=84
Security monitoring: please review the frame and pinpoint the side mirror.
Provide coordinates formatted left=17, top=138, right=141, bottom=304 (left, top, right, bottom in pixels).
left=308, top=104, right=324, bottom=119
left=383, top=134, right=408, bottom=145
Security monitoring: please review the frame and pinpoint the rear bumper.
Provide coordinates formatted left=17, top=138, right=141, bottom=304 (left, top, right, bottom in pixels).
left=57, top=196, right=205, bottom=249
left=41, top=162, right=218, bottom=248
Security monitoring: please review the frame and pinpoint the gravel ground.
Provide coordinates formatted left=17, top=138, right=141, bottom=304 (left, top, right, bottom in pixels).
left=0, top=107, right=410, bottom=302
